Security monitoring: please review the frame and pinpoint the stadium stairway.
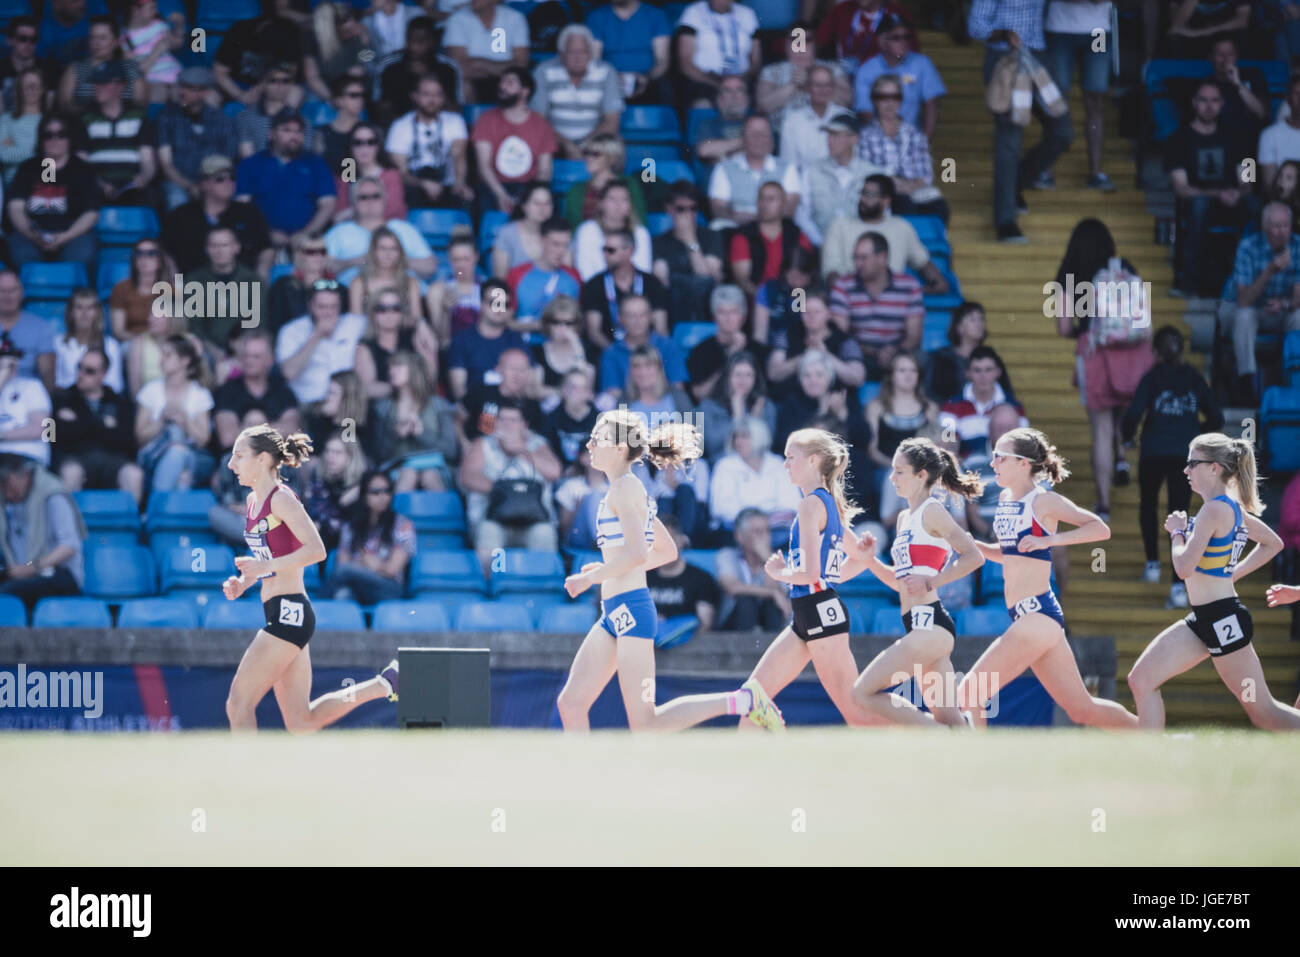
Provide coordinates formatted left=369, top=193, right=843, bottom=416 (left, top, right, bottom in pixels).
left=925, top=30, right=1300, bottom=724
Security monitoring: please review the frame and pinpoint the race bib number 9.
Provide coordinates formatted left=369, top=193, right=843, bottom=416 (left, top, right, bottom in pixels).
left=1212, top=614, right=1244, bottom=648
left=815, top=597, right=845, bottom=628
left=279, top=599, right=304, bottom=627
left=910, top=606, right=934, bottom=631
left=607, top=602, right=636, bottom=636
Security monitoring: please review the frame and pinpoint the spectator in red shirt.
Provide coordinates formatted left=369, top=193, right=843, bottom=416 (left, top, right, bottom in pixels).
left=728, top=182, right=813, bottom=302
left=815, top=0, right=917, bottom=71
left=471, top=66, right=558, bottom=214
left=828, top=231, right=923, bottom=380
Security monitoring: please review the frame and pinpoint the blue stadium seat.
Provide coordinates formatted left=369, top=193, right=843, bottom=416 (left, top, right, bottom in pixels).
left=902, top=215, right=951, bottom=259
left=680, top=549, right=718, bottom=578
left=1284, top=330, right=1300, bottom=389
left=495, top=591, right=570, bottom=624
left=415, top=531, right=467, bottom=553
left=97, top=206, right=161, bottom=247
left=672, top=321, right=716, bottom=353
left=622, top=145, right=683, bottom=175
left=222, top=100, right=245, bottom=119
left=490, top=549, right=566, bottom=595
left=836, top=571, right=893, bottom=598
left=74, top=490, right=142, bottom=532
left=372, top=600, right=451, bottom=632
left=19, top=262, right=88, bottom=301
left=871, top=606, right=904, bottom=636
left=408, top=208, right=473, bottom=253
left=463, top=103, right=493, bottom=128
left=956, top=606, right=1009, bottom=636
left=269, top=262, right=295, bottom=284
left=158, top=543, right=237, bottom=593
left=537, top=602, right=597, bottom=634
left=663, top=1, right=689, bottom=25
left=644, top=159, right=694, bottom=193
left=312, top=599, right=367, bottom=631
left=24, top=300, right=67, bottom=332
left=843, top=597, right=893, bottom=631
left=977, top=562, right=1004, bottom=605
left=655, top=614, right=698, bottom=648
left=96, top=259, right=132, bottom=300
left=118, top=597, right=199, bottom=629
left=33, top=597, right=112, bottom=629
left=84, top=544, right=157, bottom=600
left=86, top=530, right=141, bottom=550
left=393, top=490, right=466, bottom=533
left=196, top=0, right=259, bottom=33
left=301, top=98, right=336, bottom=127
left=550, top=158, right=589, bottom=197
left=148, top=530, right=219, bottom=561
left=145, top=490, right=218, bottom=533
left=0, top=594, right=26, bottom=626
left=409, top=549, right=487, bottom=595
left=745, top=0, right=800, bottom=29
left=858, top=381, right=881, bottom=407
left=479, top=210, right=510, bottom=255
left=455, top=600, right=532, bottom=632
left=1262, top=386, right=1300, bottom=472
left=202, top=600, right=268, bottom=630
left=686, top=107, right=720, bottom=145
left=918, top=263, right=962, bottom=311
left=647, top=212, right=673, bottom=236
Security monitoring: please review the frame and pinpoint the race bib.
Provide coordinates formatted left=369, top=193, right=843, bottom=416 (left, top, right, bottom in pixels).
left=607, top=602, right=636, bottom=636
left=891, top=533, right=913, bottom=573
left=279, top=599, right=304, bottom=627
left=1212, top=614, right=1244, bottom=647
left=1013, top=595, right=1042, bottom=618
left=824, top=546, right=845, bottom=583
left=910, top=606, right=934, bottom=631
left=815, top=597, right=845, bottom=628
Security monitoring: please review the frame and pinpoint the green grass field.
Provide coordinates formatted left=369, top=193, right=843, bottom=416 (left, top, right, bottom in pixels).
left=3, top=729, right=1299, bottom=866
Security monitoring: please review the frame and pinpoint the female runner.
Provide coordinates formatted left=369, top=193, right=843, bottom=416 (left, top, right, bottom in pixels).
left=1128, top=434, right=1300, bottom=729
left=957, top=427, right=1138, bottom=729
left=557, top=410, right=784, bottom=731
left=840, top=437, right=985, bottom=727
left=223, top=425, right=399, bottom=732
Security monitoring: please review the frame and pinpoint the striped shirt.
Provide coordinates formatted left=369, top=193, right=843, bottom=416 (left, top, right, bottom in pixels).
left=858, top=120, right=933, bottom=184
left=829, top=271, right=923, bottom=349
left=83, top=108, right=149, bottom=188
left=530, top=58, right=623, bottom=144
left=1224, top=232, right=1300, bottom=302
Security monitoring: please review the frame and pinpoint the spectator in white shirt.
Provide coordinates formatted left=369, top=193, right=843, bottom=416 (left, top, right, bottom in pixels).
left=384, top=73, right=473, bottom=209
left=707, top=115, right=802, bottom=225
left=708, top=414, right=800, bottom=533
left=572, top=180, right=653, bottom=280
left=1260, top=76, right=1300, bottom=192
left=275, top=280, right=369, bottom=404
left=442, top=0, right=531, bottom=104
left=779, top=63, right=854, bottom=174
left=0, top=336, right=52, bottom=465
left=676, top=0, right=761, bottom=109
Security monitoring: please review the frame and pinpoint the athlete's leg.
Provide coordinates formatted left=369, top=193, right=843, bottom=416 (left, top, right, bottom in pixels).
left=1029, top=633, right=1139, bottom=729
left=1212, top=645, right=1300, bottom=730
left=852, top=628, right=954, bottom=727
left=615, top=636, right=733, bottom=731
left=738, top=626, right=811, bottom=731
left=557, top=621, right=619, bottom=732
left=1126, top=621, right=1209, bottom=729
left=272, top=645, right=391, bottom=734
left=809, top=634, right=891, bottom=727
left=227, top=630, right=302, bottom=731
left=957, top=615, right=1059, bottom=727
left=921, top=652, right=967, bottom=727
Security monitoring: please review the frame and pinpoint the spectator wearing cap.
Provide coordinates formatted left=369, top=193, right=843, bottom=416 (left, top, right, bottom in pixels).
left=706, top=115, right=802, bottom=226
left=796, top=113, right=885, bottom=246
left=5, top=113, right=100, bottom=276
left=162, top=155, right=273, bottom=276
left=0, top=454, right=87, bottom=612
left=857, top=73, right=950, bottom=223
left=676, top=0, right=762, bottom=109
left=822, top=174, right=949, bottom=293
left=853, top=13, right=946, bottom=140
left=236, top=109, right=337, bottom=252
left=828, top=231, right=924, bottom=381
left=755, top=24, right=854, bottom=137
left=471, top=67, right=558, bottom=214
left=212, top=12, right=304, bottom=107
left=275, top=279, right=369, bottom=404
left=78, top=59, right=156, bottom=207
left=155, top=66, right=241, bottom=212
left=443, top=0, right=531, bottom=105
left=779, top=63, right=855, bottom=174
left=57, top=15, right=146, bottom=110
left=586, top=0, right=672, bottom=106
left=531, top=25, right=624, bottom=161
left=236, top=63, right=312, bottom=158
left=385, top=73, right=473, bottom=209
left=186, top=226, right=271, bottom=370
left=0, top=336, right=53, bottom=466
left=815, top=0, right=917, bottom=71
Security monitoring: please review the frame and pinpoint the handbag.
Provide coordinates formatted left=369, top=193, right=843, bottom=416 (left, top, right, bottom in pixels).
left=486, top=452, right=549, bottom=527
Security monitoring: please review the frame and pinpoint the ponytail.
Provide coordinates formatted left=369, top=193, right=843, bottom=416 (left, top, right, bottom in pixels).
left=1193, top=433, right=1264, bottom=515
left=645, top=422, right=703, bottom=470
left=1003, top=426, right=1070, bottom=484
left=240, top=424, right=314, bottom=477
left=787, top=428, right=863, bottom=525
left=897, top=437, right=984, bottom=501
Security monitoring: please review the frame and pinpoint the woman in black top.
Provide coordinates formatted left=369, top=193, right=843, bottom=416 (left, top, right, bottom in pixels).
left=923, top=301, right=1017, bottom=404
left=268, top=238, right=333, bottom=334
left=354, top=288, right=440, bottom=400
left=531, top=296, right=597, bottom=402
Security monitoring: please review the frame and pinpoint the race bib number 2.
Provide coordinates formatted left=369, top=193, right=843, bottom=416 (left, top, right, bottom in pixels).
left=1213, top=614, right=1244, bottom=648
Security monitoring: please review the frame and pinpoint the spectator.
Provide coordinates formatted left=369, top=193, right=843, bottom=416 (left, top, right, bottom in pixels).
left=121, top=0, right=183, bottom=103
left=853, top=13, right=946, bottom=140
left=968, top=0, right=1072, bottom=244
left=572, top=182, right=654, bottom=283
left=1218, top=200, right=1300, bottom=404
left=276, top=280, right=369, bottom=405
left=1163, top=0, right=1250, bottom=58
left=161, top=154, right=273, bottom=277
left=299, top=430, right=365, bottom=551
left=303, top=2, right=371, bottom=103
left=185, top=226, right=268, bottom=370
left=1121, top=325, right=1223, bottom=601
left=39, top=0, right=92, bottom=64
left=125, top=295, right=187, bottom=398
left=756, top=23, right=854, bottom=136
left=708, top=414, right=799, bottom=534
left=267, top=236, right=333, bottom=336
left=0, top=455, right=86, bottom=610
left=0, top=68, right=46, bottom=188
left=555, top=442, right=607, bottom=548
left=154, top=67, right=240, bottom=212
left=55, top=287, right=124, bottom=396
left=581, top=227, right=668, bottom=347
left=385, top=73, right=473, bottom=209
left=821, top=174, right=948, bottom=290
left=1193, top=37, right=1269, bottom=141
left=355, top=289, right=440, bottom=400
left=332, top=122, right=407, bottom=223
left=625, top=344, right=692, bottom=425
left=212, top=11, right=303, bottom=107
left=426, top=234, right=483, bottom=344
left=562, top=131, right=648, bottom=227
left=645, top=514, right=719, bottom=632
left=865, top=350, right=936, bottom=493
left=212, top=330, right=301, bottom=453
left=696, top=351, right=777, bottom=462
left=796, top=114, right=885, bottom=246
left=0, top=337, right=51, bottom=465
left=829, top=232, right=924, bottom=380
left=371, top=351, right=459, bottom=490
left=304, top=370, right=382, bottom=465
left=0, top=271, right=56, bottom=390
left=472, top=66, right=557, bottom=213
left=460, top=398, right=562, bottom=568
left=57, top=16, right=145, bottom=110
left=364, top=0, right=424, bottom=77
left=729, top=181, right=814, bottom=302
left=716, top=505, right=792, bottom=630
left=338, top=220, right=430, bottom=310
left=542, top=365, right=599, bottom=466
left=6, top=113, right=100, bottom=275
left=938, top=345, right=1028, bottom=459
left=707, top=115, right=801, bottom=226
left=52, top=345, right=141, bottom=504
left=1260, top=76, right=1300, bottom=192
left=587, top=0, right=672, bottom=105
left=598, top=293, right=688, bottom=399
left=0, top=19, right=54, bottom=116
left=329, top=469, right=416, bottom=604
left=857, top=76, right=950, bottom=223
left=507, top=216, right=583, bottom=322
left=235, top=63, right=312, bottom=158
left=766, top=287, right=866, bottom=397
left=634, top=451, right=710, bottom=542
left=377, top=15, right=465, bottom=126
left=652, top=180, right=725, bottom=326
left=753, top=246, right=816, bottom=347
left=816, top=0, right=917, bottom=70
left=133, top=334, right=213, bottom=492
left=492, top=181, right=557, bottom=277
left=1265, top=159, right=1300, bottom=231
left=532, top=296, right=596, bottom=402
left=773, top=349, right=868, bottom=451
left=462, top=346, right=542, bottom=440
left=448, top=279, right=530, bottom=398
left=313, top=74, right=367, bottom=171
left=111, top=239, right=175, bottom=346
left=531, top=24, right=624, bottom=160
left=687, top=284, right=769, bottom=402
left=235, top=109, right=337, bottom=253
left=924, top=301, right=1018, bottom=403
left=1040, top=0, right=1114, bottom=191
left=694, top=74, right=752, bottom=165
left=676, top=0, right=761, bottom=109
left=443, top=0, right=531, bottom=105
left=1053, top=218, right=1153, bottom=519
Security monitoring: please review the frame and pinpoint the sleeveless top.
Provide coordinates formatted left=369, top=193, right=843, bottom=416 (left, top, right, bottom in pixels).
left=244, top=485, right=303, bottom=579
left=1186, top=494, right=1249, bottom=578
left=124, top=20, right=182, bottom=83
left=788, top=487, right=845, bottom=598
left=596, top=476, right=657, bottom=549
left=877, top=407, right=929, bottom=459
left=364, top=327, right=416, bottom=385
left=890, top=496, right=950, bottom=580
left=994, top=484, right=1052, bottom=563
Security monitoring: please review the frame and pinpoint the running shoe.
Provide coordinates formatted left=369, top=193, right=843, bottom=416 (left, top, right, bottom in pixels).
left=378, top=659, right=399, bottom=702
left=1167, top=583, right=1189, bottom=609
left=742, top=678, right=785, bottom=732
left=1141, top=561, right=1161, bottom=583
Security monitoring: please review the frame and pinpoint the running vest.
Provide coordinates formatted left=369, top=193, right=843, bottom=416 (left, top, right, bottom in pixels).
left=595, top=477, right=657, bottom=549
left=993, top=484, right=1052, bottom=562
left=891, top=496, right=950, bottom=580
left=244, top=485, right=303, bottom=579
left=1186, top=494, right=1248, bottom=577
left=788, top=487, right=845, bottom=598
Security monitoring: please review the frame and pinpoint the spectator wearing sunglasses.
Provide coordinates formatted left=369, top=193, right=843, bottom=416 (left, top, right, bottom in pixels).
left=6, top=113, right=100, bottom=275
left=52, top=346, right=142, bottom=506
left=852, top=13, right=945, bottom=140
left=332, top=122, right=407, bottom=223
left=313, top=74, right=367, bottom=171
left=0, top=18, right=58, bottom=114
left=330, top=470, right=417, bottom=605
left=579, top=229, right=669, bottom=350
left=267, top=236, right=335, bottom=335
left=162, top=154, right=273, bottom=277
left=652, top=181, right=725, bottom=326
left=154, top=66, right=240, bottom=212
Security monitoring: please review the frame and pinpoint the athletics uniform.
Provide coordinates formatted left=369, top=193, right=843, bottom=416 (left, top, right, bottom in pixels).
left=595, top=477, right=658, bottom=639
left=994, top=485, right=1067, bottom=630
left=891, top=495, right=957, bottom=635
left=1181, top=494, right=1252, bottom=656
left=244, top=484, right=315, bottom=647
left=788, top=487, right=850, bottom=641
